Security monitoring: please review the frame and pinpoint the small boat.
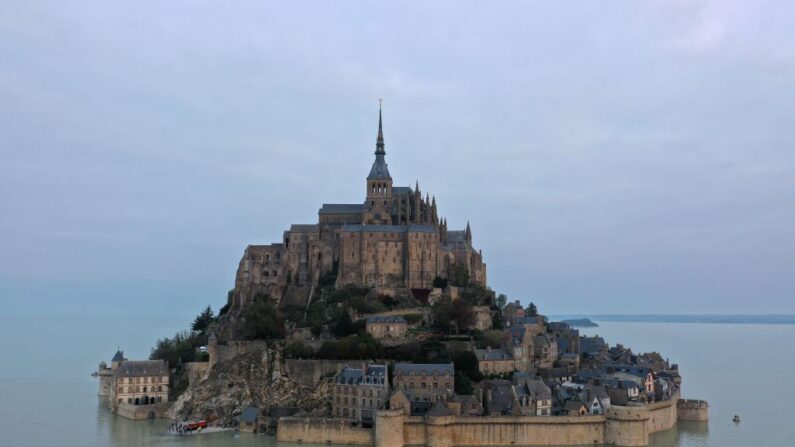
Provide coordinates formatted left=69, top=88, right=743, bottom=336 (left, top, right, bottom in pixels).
left=732, top=415, right=741, bottom=423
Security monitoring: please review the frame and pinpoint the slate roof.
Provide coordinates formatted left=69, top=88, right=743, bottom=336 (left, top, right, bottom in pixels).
left=393, top=186, right=412, bottom=194
left=368, top=156, right=391, bottom=180
left=336, top=367, right=364, bottom=384
left=319, top=204, right=364, bottom=215
left=395, top=363, right=453, bottom=376
left=525, top=379, right=552, bottom=400
left=474, top=348, right=513, bottom=361
left=447, top=231, right=466, bottom=242
left=335, top=365, right=388, bottom=385
left=341, top=224, right=437, bottom=234
left=114, top=360, right=168, bottom=377
left=564, top=400, right=587, bottom=412
left=366, top=316, right=407, bottom=324
left=426, top=401, right=454, bottom=417
left=516, top=316, right=542, bottom=326
left=580, top=336, right=608, bottom=355
left=290, top=224, right=318, bottom=232
left=239, top=406, right=261, bottom=423
left=112, top=350, right=125, bottom=362
left=484, top=380, right=515, bottom=414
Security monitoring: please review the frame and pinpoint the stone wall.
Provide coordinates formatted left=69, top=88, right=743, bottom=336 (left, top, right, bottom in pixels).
left=676, top=399, right=709, bottom=422
left=646, top=398, right=678, bottom=433
left=277, top=418, right=374, bottom=445
left=116, top=402, right=169, bottom=420
left=278, top=397, right=690, bottom=447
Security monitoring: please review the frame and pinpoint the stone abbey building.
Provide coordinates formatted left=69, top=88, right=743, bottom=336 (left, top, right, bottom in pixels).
left=231, top=107, right=487, bottom=309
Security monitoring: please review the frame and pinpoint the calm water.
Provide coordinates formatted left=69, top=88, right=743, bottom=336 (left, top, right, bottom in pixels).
left=0, top=316, right=790, bottom=446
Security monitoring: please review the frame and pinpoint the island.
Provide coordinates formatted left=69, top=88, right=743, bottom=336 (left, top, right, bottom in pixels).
left=560, top=318, right=599, bottom=328
left=95, top=106, right=708, bottom=447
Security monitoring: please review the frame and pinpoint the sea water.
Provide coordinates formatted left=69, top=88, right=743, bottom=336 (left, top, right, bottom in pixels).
left=0, top=316, right=790, bottom=447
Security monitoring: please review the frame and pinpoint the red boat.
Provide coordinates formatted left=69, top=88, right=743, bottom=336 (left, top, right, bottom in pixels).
left=184, top=420, right=208, bottom=430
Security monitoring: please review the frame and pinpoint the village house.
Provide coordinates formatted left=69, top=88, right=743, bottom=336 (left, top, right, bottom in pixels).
left=333, top=365, right=390, bottom=425
left=109, top=357, right=169, bottom=408
left=513, top=377, right=552, bottom=416
left=393, top=363, right=454, bottom=401
left=503, top=327, right=534, bottom=372
left=474, top=347, right=514, bottom=375
left=501, top=300, right=525, bottom=328
left=365, top=316, right=408, bottom=339
left=563, top=399, right=588, bottom=416
left=533, top=334, right=559, bottom=369
left=481, top=380, right=520, bottom=416
left=449, top=394, right=483, bottom=416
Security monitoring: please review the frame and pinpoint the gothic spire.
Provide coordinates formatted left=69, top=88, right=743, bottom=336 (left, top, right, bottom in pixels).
left=375, top=99, right=385, bottom=155
left=465, top=221, right=472, bottom=242
left=367, top=100, right=391, bottom=180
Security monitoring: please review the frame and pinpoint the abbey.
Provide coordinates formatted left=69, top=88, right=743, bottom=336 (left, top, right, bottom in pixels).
left=231, top=106, right=487, bottom=309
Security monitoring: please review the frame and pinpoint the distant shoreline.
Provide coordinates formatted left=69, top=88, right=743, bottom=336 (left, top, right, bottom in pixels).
left=551, top=314, right=795, bottom=325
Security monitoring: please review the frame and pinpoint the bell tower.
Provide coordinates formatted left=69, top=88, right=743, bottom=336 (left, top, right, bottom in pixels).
left=364, top=100, right=393, bottom=225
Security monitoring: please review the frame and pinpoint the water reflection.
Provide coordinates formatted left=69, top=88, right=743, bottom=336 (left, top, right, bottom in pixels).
left=649, top=420, right=708, bottom=447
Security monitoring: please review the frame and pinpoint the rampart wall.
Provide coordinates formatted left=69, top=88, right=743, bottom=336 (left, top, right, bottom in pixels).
left=277, top=418, right=375, bottom=445
left=277, top=397, right=688, bottom=447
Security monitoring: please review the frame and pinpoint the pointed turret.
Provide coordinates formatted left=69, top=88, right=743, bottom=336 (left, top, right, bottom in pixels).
left=431, top=196, right=438, bottom=224
left=375, top=101, right=385, bottom=155
left=367, top=101, right=391, bottom=180
left=465, top=221, right=472, bottom=243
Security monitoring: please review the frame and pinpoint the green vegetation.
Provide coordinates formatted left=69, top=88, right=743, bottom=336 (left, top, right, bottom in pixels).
left=284, top=340, right=315, bottom=359
left=191, top=305, right=215, bottom=335
left=241, top=294, right=286, bottom=339
left=448, top=264, right=470, bottom=287
left=526, top=302, right=538, bottom=317
left=430, top=295, right=475, bottom=334
left=150, top=329, right=207, bottom=366
left=317, top=334, right=384, bottom=360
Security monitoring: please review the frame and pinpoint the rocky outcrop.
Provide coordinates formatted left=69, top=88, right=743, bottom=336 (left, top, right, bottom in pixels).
left=168, top=344, right=332, bottom=425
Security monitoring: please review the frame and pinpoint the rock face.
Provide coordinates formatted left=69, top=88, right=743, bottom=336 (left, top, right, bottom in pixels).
left=168, top=344, right=332, bottom=425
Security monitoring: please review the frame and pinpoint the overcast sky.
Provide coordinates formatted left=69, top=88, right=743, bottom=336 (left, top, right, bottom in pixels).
left=1, top=1, right=794, bottom=319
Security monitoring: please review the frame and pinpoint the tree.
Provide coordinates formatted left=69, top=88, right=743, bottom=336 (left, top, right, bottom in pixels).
left=333, top=310, right=357, bottom=337
left=452, top=299, right=476, bottom=333
left=496, top=294, right=507, bottom=310
left=241, top=297, right=286, bottom=339
left=527, top=302, right=538, bottom=317
left=449, top=264, right=470, bottom=287
left=191, top=305, right=215, bottom=334
left=433, top=276, right=448, bottom=288
left=430, top=296, right=455, bottom=334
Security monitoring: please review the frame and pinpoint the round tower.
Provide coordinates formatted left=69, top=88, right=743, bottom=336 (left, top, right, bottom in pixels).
left=375, top=409, right=404, bottom=447
left=208, top=332, right=218, bottom=371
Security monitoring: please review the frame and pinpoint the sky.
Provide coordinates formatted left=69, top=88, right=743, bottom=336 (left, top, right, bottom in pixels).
left=1, top=1, right=794, bottom=319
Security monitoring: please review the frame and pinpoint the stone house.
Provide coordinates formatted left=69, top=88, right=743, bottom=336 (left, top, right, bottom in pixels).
left=513, top=378, right=553, bottom=416
left=333, top=365, right=389, bottom=424
left=563, top=399, right=589, bottom=416
left=449, top=394, right=483, bottom=416
left=471, top=306, right=492, bottom=331
left=503, top=327, right=534, bottom=372
left=474, top=347, right=514, bottom=375
left=501, top=300, right=525, bottom=328
left=109, top=357, right=169, bottom=409
left=365, top=316, right=408, bottom=340
left=393, top=363, right=454, bottom=405
left=534, top=334, right=559, bottom=369
left=480, top=380, right=521, bottom=416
